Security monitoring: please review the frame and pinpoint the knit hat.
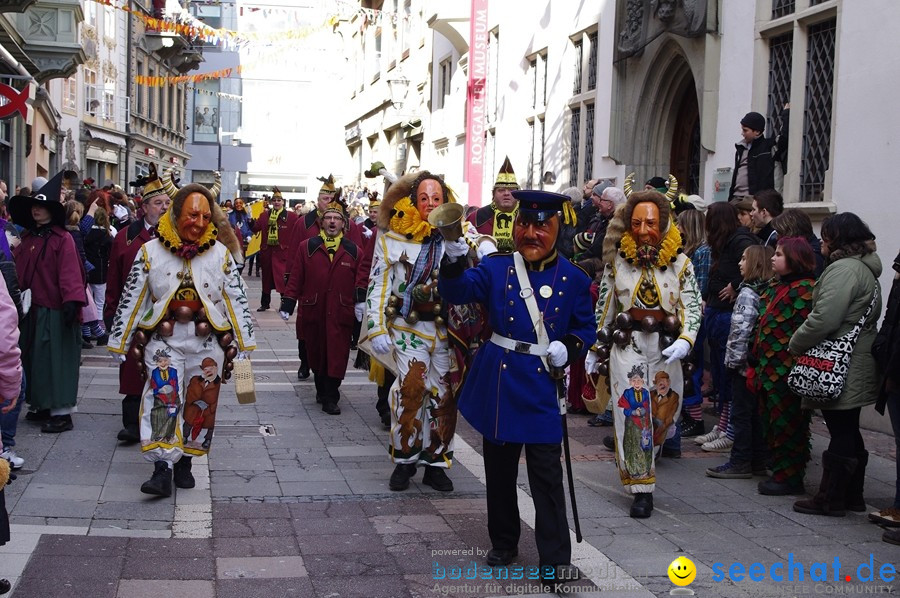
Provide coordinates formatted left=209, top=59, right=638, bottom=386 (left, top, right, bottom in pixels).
left=592, top=180, right=612, bottom=198
left=740, top=111, right=766, bottom=133
left=645, top=177, right=667, bottom=192
left=573, top=232, right=594, bottom=253
left=494, top=157, right=519, bottom=189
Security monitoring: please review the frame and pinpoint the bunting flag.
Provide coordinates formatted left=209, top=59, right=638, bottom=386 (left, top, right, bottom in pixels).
left=188, top=85, right=243, bottom=102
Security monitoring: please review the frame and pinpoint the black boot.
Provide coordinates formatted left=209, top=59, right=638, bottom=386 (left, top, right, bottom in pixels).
left=845, top=450, right=868, bottom=512
left=173, top=457, right=195, bottom=489
left=630, top=492, right=653, bottom=518
left=793, top=451, right=857, bottom=517
left=118, top=395, right=141, bottom=443
left=422, top=466, right=453, bottom=492
left=257, top=293, right=271, bottom=312
left=0, top=578, right=11, bottom=595
left=95, top=334, right=109, bottom=347
left=389, top=463, right=417, bottom=491
left=141, top=461, right=173, bottom=497
left=297, top=340, right=310, bottom=380
left=41, top=414, right=74, bottom=433
left=25, top=409, right=50, bottom=422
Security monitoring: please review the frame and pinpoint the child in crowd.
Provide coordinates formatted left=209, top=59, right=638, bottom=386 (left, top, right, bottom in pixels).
left=706, top=245, right=773, bottom=477
left=753, top=237, right=816, bottom=495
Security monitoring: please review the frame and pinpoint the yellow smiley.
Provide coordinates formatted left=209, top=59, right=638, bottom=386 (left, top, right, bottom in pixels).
left=668, top=556, right=696, bottom=586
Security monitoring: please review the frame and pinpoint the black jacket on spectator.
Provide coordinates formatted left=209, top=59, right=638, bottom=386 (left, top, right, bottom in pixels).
left=874, top=249, right=900, bottom=413
left=0, top=251, right=22, bottom=318
left=84, top=226, right=113, bottom=285
left=729, top=136, right=775, bottom=200
left=706, top=227, right=759, bottom=310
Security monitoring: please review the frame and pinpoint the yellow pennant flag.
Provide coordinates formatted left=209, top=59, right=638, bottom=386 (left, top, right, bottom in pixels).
left=244, top=200, right=266, bottom=257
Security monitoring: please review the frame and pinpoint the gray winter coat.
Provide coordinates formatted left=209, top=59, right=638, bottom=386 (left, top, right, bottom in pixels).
left=789, top=251, right=883, bottom=410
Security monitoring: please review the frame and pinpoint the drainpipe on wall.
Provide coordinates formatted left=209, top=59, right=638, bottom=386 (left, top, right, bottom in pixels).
left=124, top=0, right=134, bottom=186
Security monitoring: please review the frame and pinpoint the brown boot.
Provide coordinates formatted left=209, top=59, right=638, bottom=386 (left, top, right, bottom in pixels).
left=845, top=450, right=868, bottom=512
left=793, top=451, right=856, bottom=517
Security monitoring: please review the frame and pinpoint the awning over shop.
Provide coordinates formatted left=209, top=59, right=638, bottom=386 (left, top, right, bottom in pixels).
left=86, top=129, right=126, bottom=147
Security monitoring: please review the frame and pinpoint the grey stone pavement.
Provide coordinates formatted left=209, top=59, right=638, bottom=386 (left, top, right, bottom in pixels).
left=0, top=276, right=898, bottom=597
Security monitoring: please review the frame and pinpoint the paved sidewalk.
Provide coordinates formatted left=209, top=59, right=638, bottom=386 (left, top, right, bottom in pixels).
left=0, top=277, right=897, bottom=597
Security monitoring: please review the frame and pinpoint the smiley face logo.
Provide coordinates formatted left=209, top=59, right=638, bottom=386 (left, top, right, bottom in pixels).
left=668, top=556, right=696, bottom=586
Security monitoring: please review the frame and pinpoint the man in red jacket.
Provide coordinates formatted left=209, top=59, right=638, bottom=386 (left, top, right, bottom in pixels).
left=104, top=166, right=170, bottom=443
left=279, top=197, right=367, bottom=415
left=252, top=187, right=297, bottom=312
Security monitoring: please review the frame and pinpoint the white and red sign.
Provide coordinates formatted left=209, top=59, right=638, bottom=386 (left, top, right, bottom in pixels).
left=0, top=83, right=34, bottom=125
left=464, top=0, right=488, bottom=207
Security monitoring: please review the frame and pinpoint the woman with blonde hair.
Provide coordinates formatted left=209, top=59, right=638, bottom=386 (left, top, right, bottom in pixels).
left=676, top=209, right=711, bottom=438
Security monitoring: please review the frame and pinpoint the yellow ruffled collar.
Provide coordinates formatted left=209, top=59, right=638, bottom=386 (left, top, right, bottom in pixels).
left=618, top=223, right=683, bottom=269
left=157, top=210, right=218, bottom=258
left=389, top=196, right=434, bottom=243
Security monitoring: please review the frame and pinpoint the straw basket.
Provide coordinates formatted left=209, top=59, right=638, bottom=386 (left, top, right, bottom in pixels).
left=582, top=372, right=611, bottom=414
left=233, top=358, right=256, bottom=404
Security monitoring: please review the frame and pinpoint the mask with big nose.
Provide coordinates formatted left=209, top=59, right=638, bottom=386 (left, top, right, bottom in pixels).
left=513, top=212, right=558, bottom=262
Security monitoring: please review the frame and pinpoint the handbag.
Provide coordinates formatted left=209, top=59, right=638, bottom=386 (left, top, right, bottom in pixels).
left=787, top=286, right=879, bottom=402
left=233, top=357, right=257, bottom=404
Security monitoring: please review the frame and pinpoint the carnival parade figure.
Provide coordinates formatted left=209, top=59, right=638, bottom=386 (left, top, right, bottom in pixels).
left=439, top=190, right=593, bottom=584
left=466, top=156, right=519, bottom=252
left=367, top=171, right=490, bottom=493
left=109, top=183, right=255, bottom=498
left=588, top=189, right=701, bottom=518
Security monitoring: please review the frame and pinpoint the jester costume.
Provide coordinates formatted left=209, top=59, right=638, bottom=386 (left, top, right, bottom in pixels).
left=752, top=275, right=815, bottom=489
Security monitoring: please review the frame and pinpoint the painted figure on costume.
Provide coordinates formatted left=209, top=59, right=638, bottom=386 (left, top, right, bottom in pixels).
left=149, top=350, right=179, bottom=442
left=109, top=182, right=254, bottom=498
left=650, top=370, right=679, bottom=446
left=617, top=366, right=653, bottom=479
left=183, top=357, right=220, bottom=449
left=589, top=189, right=701, bottom=519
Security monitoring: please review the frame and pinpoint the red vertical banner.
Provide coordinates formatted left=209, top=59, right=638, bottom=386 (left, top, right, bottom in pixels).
left=465, top=0, right=488, bottom=206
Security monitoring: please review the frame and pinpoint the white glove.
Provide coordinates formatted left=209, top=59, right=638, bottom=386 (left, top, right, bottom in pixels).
left=111, top=352, right=126, bottom=364
left=362, top=227, right=373, bottom=239
left=354, top=302, right=365, bottom=322
left=476, top=239, right=498, bottom=261
left=547, top=340, right=567, bottom=368
left=443, top=238, right=469, bottom=263
left=584, top=350, right=600, bottom=374
left=371, top=334, right=393, bottom=355
left=237, top=351, right=249, bottom=360
left=279, top=311, right=290, bottom=321
left=662, top=338, right=691, bottom=365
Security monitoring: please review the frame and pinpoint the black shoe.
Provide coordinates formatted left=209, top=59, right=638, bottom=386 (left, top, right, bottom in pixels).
left=0, top=578, right=11, bottom=595
left=602, top=435, right=614, bottom=451
left=25, top=409, right=51, bottom=422
left=389, top=463, right=416, bottom=491
left=422, top=466, right=453, bottom=492
left=630, top=492, right=653, bottom=518
left=680, top=417, right=705, bottom=438
left=379, top=411, right=391, bottom=429
left=117, top=425, right=140, bottom=444
left=485, top=548, right=517, bottom=566
left=173, top=457, right=195, bottom=489
left=141, top=461, right=173, bottom=497
left=587, top=414, right=613, bottom=427
left=322, top=402, right=341, bottom=415
left=256, top=305, right=269, bottom=312
left=660, top=447, right=682, bottom=459
left=95, top=334, right=109, bottom=347
left=568, top=406, right=589, bottom=415
left=297, top=365, right=310, bottom=380
left=41, top=415, right=74, bottom=433
left=758, top=477, right=805, bottom=496
left=82, top=340, right=94, bottom=349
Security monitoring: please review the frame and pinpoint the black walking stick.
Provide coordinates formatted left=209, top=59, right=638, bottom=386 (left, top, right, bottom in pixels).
left=552, top=366, right=582, bottom=543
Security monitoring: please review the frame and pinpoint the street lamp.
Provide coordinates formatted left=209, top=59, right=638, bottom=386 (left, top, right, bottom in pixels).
left=387, top=74, right=410, bottom=110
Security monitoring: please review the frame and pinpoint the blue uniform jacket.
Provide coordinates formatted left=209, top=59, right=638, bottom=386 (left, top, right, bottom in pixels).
left=439, top=252, right=595, bottom=444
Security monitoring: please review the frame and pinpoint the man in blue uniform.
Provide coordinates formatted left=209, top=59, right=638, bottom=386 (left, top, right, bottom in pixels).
left=439, top=190, right=594, bottom=584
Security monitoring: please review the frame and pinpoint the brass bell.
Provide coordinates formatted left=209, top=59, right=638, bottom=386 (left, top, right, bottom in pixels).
left=615, top=311, right=633, bottom=331
left=195, top=322, right=212, bottom=337
left=434, top=316, right=445, bottom=327
left=660, top=334, right=676, bottom=348
left=387, top=296, right=399, bottom=307
left=218, top=332, right=234, bottom=347
left=432, top=303, right=442, bottom=315
left=596, top=326, right=613, bottom=344
left=431, top=268, right=440, bottom=279
left=385, top=306, right=397, bottom=318
left=223, top=370, right=232, bottom=381
left=157, top=320, right=174, bottom=337
left=224, top=361, right=234, bottom=372
left=197, top=307, right=208, bottom=322
left=405, top=311, right=420, bottom=325
left=174, top=306, right=194, bottom=324
left=612, top=329, right=631, bottom=347
left=128, top=345, right=143, bottom=362
left=662, top=315, right=680, bottom=334
left=133, top=330, right=148, bottom=347
left=640, top=316, right=659, bottom=333
left=225, top=346, right=238, bottom=360
left=596, top=345, right=610, bottom=361
left=683, top=361, right=696, bottom=376
left=597, top=362, right=610, bottom=376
